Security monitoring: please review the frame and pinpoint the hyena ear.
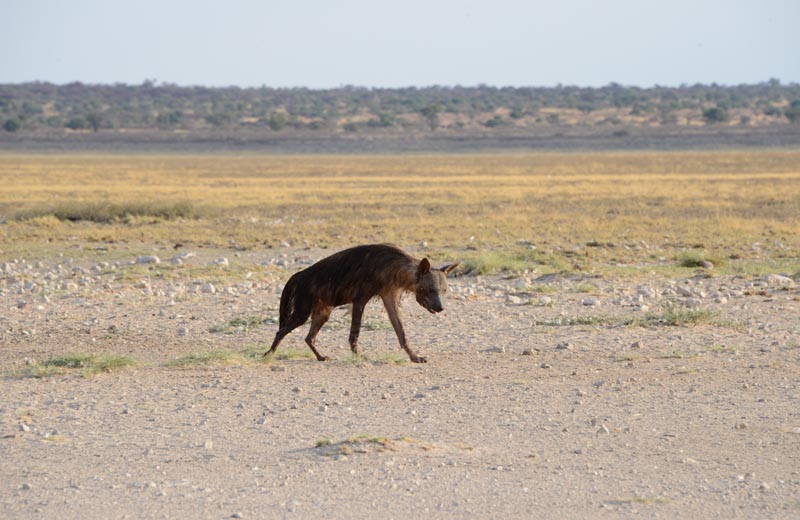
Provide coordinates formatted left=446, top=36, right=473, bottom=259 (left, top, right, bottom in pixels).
left=440, top=262, right=459, bottom=275
left=418, top=258, right=431, bottom=276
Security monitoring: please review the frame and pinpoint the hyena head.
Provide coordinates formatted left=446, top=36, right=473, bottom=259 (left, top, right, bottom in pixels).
left=415, top=258, right=459, bottom=314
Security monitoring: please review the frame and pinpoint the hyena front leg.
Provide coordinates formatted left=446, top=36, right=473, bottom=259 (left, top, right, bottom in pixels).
left=381, top=293, right=427, bottom=363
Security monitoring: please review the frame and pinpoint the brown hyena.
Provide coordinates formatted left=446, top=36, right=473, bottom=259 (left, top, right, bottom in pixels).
left=264, top=244, right=458, bottom=363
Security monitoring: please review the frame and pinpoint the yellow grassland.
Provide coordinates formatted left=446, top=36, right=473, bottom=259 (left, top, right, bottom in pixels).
left=1, top=150, right=798, bottom=272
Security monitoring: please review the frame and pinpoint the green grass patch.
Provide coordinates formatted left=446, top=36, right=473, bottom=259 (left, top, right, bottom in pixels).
left=706, top=344, right=737, bottom=354
left=536, top=315, right=612, bottom=327
left=167, top=349, right=247, bottom=367
left=659, top=350, right=701, bottom=359
left=344, top=352, right=408, bottom=365
left=16, top=201, right=200, bottom=224
left=676, top=251, right=723, bottom=269
left=361, top=318, right=392, bottom=331
left=623, top=304, right=713, bottom=327
left=28, top=353, right=137, bottom=377
left=461, top=248, right=570, bottom=275
left=271, top=348, right=316, bottom=361
left=209, top=315, right=264, bottom=334
left=371, top=352, right=409, bottom=365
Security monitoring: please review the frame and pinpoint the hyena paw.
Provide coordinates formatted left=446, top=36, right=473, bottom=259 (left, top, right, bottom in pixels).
left=410, top=355, right=427, bottom=363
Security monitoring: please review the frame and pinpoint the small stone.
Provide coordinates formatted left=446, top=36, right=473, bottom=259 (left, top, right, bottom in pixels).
left=204, top=439, right=213, bottom=450
left=19, top=423, right=31, bottom=433
left=556, top=342, right=574, bottom=350
left=597, top=425, right=610, bottom=435
left=521, top=348, right=534, bottom=356
left=700, top=260, right=714, bottom=269
left=481, top=346, right=505, bottom=354
left=540, top=363, right=551, bottom=369
left=136, top=255, right=160, bottom=265
left=212, top=257, right=229, bottom=267
left=292, top=386, right=302, bottom=393
left=581, top=298, right=599, bottom=306
left=177, top=326, right=189, bottom=336
left=631, top=341, right=644, bottom=349
left=759, top=482, right=771, bottom=491
left=270, top=365, right=286, bottom=372
left=735, top=422, right=748, bottom=430
left=684, top=298, right=702, bottom=309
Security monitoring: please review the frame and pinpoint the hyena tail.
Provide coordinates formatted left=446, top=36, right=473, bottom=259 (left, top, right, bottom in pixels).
left=278, top=272, right=299, bottom=329
left=266, top=272, right=311, bottom=356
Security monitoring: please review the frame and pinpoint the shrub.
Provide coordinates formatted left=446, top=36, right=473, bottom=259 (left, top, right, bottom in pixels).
left=703, top=106, right=728, bottom=124
left=785, top=100, right=800, bottom=123
left=3, top=118, right=22, bottom=132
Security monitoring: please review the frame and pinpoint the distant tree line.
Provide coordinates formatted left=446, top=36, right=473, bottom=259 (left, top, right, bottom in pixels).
left=2, top=80, right=799, bottom=133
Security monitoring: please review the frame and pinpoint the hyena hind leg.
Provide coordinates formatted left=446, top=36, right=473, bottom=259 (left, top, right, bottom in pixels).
left=264, top=312, right=310, bottom=357
left=305, top=306, right=332, bottom=361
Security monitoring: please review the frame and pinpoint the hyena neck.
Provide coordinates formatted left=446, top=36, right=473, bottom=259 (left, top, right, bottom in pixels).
left=400, top=262, right=419, bottom=292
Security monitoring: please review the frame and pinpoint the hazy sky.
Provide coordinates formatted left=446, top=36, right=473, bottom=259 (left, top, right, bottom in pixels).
left=2, top=0, right=798, bottom=88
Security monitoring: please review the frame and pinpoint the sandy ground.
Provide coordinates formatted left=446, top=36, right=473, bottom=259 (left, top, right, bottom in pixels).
left=1, top=245, right=799, bottom=519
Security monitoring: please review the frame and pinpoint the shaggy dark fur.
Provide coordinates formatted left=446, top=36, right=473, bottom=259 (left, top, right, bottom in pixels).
left=264, top=244, right=458, bottom=363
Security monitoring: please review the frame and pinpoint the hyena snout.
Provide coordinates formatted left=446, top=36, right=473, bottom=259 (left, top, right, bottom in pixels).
left=416, top=285, right=446, bottom=314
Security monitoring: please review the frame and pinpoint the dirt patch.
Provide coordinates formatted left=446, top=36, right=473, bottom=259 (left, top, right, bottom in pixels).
left=1, top=246, right=799, bottom=518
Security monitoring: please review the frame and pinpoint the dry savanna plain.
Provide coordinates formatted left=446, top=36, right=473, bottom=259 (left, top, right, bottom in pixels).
left=1, top=150, right=799, bottom=519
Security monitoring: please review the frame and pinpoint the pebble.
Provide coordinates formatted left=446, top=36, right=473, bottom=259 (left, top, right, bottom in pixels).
left=481, top=346, right=505, bottom=354
left=136, top=255, right=160, bottom=265
left=556, top=342, right=574, bottom=350
left=581, top=298, right=600, bottom=306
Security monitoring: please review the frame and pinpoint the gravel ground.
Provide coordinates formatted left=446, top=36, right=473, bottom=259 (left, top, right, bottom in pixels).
left=1, top=246, right=799, bottom=519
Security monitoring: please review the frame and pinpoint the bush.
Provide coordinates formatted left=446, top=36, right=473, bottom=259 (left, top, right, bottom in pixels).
left=703, top=106, right=728, bottom=124
left=65, top=117, right=88, bottom=130
left=785, top=100, right=800, bottom=123
left=484, top=115, right=504, bottom=128
left=267, top=112, right=288, bottom=131
left=3, top=118, right=22, bottom=132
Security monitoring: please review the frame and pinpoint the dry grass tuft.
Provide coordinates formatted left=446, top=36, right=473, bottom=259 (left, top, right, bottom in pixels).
left=1, top=151, right=798, bottom=273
